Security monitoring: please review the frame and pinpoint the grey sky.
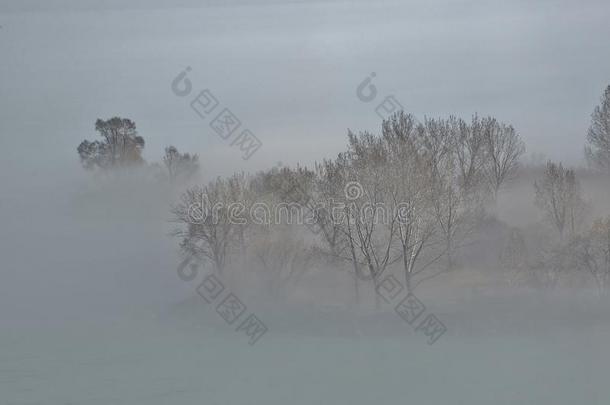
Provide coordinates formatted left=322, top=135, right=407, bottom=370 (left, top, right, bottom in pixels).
left=1, top=0, right=609, bottom=178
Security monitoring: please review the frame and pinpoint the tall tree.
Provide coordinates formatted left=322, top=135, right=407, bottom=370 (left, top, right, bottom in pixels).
left=382, top=113, right=440, bottom=289
left=77, top=117, right=145, bottom=170
left=482, top=118, right=526, bottom=199
left=534, top=161, right=586, bottom=240
left=320, top=130, right=400, bottom=308
left=454, top=115, right=487, bottom=196
left=172, top=178, right=240, bottom=274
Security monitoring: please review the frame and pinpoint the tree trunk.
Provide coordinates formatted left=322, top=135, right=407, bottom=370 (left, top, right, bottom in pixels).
left=403, top=246, right=412, bottom=294
left=354, top=271, right=360, bottom=307
left=446, top=236, right=453, bottom=270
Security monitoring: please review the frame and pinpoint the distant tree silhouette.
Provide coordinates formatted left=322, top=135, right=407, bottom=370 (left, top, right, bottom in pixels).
left=162, top=146, right=199, bottom=183
left=77, top=117, right=145, bottom=170
left=534, top=161, right=586, bottom=240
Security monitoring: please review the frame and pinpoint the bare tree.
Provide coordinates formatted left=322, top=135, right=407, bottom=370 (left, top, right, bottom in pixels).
left=585, top=85, right=610, bottom=174
left=454, top=115, right=488, bottom=196
left=431, top=163, right=471, bottom=270
left=339, top=130, right=399, bottom=306
left=574, top=217, right=610, bottom=295
left=392, top=115, right=485, bottom=272
left=301, top=155, right=367, bottom=303
left=534, top=161, right=586, bottom=240
left=244, top=166, right=322, bottom=299
left=415, top=115, right=490, bottom=271
left=172, top=179, right=240, bottom=274
left=382, top=113, right=442, bottom=290
left=312, top=157, right=349, bottom=259
left=77, top=117, right=145, bottom=170
left=250, top=227, right=314, bottom=299
left=482, top=117, right=526, bottom=199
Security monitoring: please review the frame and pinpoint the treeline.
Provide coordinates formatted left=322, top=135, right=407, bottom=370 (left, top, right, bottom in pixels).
left=77, top=86, right=610, bottom=302
left=171, top=112, right=529, bottom=303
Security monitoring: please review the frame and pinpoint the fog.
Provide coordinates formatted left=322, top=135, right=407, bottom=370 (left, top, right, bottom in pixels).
left=2, top=1, right=610, bottom=404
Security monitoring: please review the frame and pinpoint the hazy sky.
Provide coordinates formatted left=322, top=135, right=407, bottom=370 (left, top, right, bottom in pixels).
left=1, top=0, right=610, bottom=181
left=0, top=2, right=609, bottom=314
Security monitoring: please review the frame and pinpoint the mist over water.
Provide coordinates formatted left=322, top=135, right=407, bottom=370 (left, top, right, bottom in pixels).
left=2, top=1, right=610, bottom=404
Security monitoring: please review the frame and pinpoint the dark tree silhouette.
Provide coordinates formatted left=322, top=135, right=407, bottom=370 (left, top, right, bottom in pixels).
left=77, top=117, right=145, bottom=170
